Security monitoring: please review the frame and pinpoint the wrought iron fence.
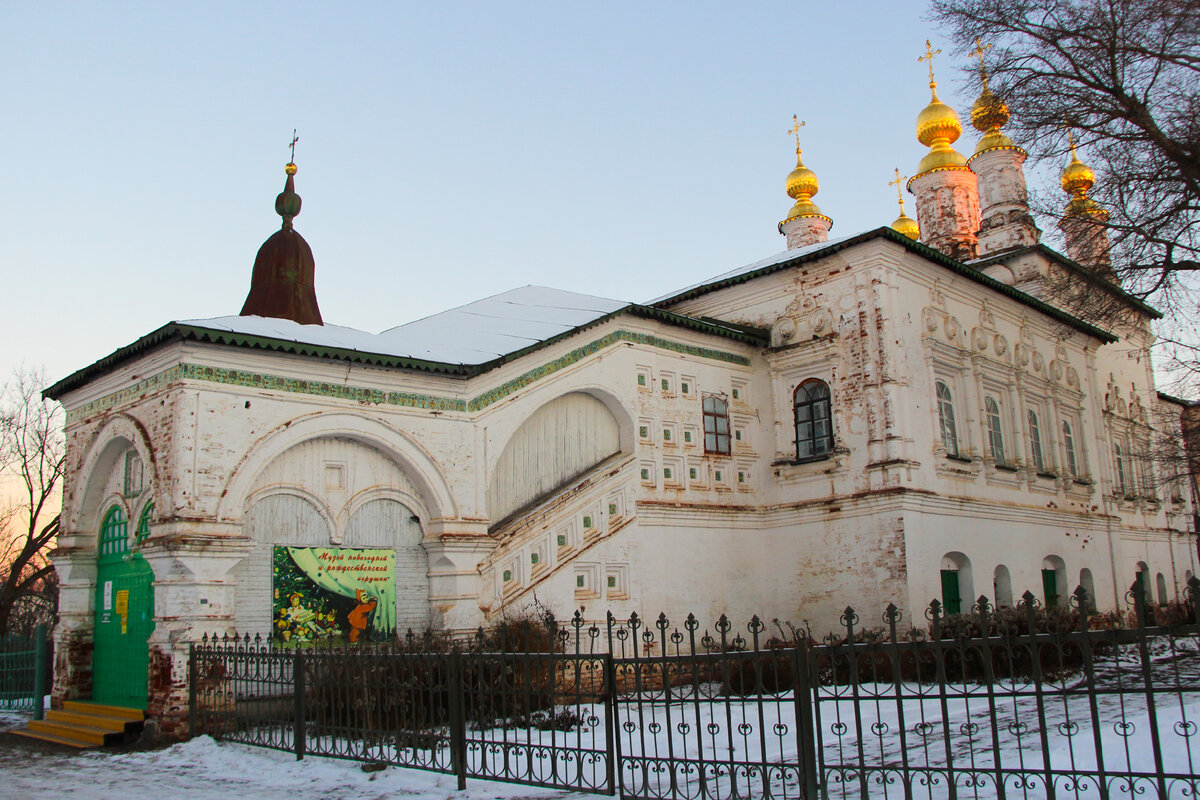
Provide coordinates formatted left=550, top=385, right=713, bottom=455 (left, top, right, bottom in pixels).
left=190, top=578, right=1200, bottom=799
left=0, top=624, right=49, bottom=718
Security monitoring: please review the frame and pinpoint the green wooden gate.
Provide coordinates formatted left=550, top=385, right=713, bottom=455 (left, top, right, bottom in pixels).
left=940, top=569, right=962, bottom=615
left=92, top=505, right=155, bottom=709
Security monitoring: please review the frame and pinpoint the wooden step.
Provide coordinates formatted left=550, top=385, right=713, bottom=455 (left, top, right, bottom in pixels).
left=26, top=718, right=116, bottom=746
left=46, top=708, right=131, bottom=732
left=8, top=727, right=97, bottom=749
left=63, top=700, right=145, bottom=721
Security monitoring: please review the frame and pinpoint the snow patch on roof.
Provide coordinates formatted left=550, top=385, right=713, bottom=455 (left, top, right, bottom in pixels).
left=178, top=286, right=631, bottom=366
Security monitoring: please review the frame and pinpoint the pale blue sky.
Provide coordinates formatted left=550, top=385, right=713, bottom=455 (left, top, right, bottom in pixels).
left=2, top=2, right=1051, bottom=386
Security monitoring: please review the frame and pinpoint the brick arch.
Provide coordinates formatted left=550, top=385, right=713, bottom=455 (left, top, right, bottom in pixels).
left=69, top=413, right=157, bottom=537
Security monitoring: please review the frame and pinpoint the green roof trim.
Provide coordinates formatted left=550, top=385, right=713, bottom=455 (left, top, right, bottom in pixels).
left=652, top=226, right=1118, bottom=344
left=61, top=328, right=754, bottom=424
left=45, top=306, right=765, bottom=401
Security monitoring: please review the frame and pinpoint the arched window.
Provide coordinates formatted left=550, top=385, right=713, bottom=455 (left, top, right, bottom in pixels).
left=1156, top=573, right=1169, bottom=605
left=1027, top=410, right=1044, bottom=472
left=935, top=381, right=958, bottom=456
left=1062, top=420, right=1078, bottom=478
left=793, top=380, right=832, bottom=460
left=703, top=396, right=731, bottom=455
left=136, top=503, right=154, bottom=543
left=99, top=506, right=129, bottom=558
left=985, top=396, right=1006, bottom=465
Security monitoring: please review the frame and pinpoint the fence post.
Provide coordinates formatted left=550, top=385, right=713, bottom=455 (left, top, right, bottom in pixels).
left=293, top=647, right=306, bottom=760
left=603, top=652, right=617, bottom=796
left=793, top=639, right=819, bottom=800
left=447, top=647, right=467, bottom=791
left=188, top=641, right=197, bottom=738
left=31, top=625, right=47, bottom=721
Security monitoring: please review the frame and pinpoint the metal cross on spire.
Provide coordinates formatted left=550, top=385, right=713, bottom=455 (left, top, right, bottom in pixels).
left=969, top=37, right=993, bottom=89
left=788, top=115, right=805, bottom=154
left=889, top=168, right=909, bottom=209
left=919, top=40, right=942, bottom=86
left=289, top=129, right=299, bottom=163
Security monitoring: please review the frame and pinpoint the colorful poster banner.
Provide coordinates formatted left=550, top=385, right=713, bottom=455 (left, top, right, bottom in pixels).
left=272, top=546, right=396, bottom=645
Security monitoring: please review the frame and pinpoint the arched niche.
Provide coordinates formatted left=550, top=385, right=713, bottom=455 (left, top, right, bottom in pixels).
left=487, top=391, right=624, bottom=526
left=993, top=564, right=1013, bottom=608
left=1042, top=555, right=1067, bottom=608
left=939, top=552, right=974, bottom=615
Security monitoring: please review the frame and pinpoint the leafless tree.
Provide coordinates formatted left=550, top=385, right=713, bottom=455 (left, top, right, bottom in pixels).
left=932, top=0, right=1200, bottom=387
left=0, top=369, right=64, bottom=635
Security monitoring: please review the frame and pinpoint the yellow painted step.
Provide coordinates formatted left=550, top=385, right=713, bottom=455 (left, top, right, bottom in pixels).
left=46, top=708, right=130, bottom=732
left=27, top=718, right=114, bottom=746
left=9, top=727, right=97, bottom=749
left=63, top=700, right=145, bottom=721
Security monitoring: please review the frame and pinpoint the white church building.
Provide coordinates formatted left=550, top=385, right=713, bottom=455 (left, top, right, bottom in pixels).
left=45, top=65, right=1198, bottom=733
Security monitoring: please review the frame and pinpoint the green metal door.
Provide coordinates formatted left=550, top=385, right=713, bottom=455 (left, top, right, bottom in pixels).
left=93, top=505, right=155, bottom=709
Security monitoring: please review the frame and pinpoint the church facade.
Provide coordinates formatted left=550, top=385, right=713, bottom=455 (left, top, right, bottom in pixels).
left=45, top=63, right=1198, bottom=733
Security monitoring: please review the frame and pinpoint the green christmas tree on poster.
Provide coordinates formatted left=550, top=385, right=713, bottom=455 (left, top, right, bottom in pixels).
left=272, top=547, right=340, bottom=645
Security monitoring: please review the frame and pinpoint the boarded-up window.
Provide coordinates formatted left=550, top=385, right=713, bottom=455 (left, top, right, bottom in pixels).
left=488, top=392, right=620, bottom=524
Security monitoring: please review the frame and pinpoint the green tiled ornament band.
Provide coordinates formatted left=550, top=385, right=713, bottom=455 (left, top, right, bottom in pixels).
left=66, top=329, right=750, bottom=424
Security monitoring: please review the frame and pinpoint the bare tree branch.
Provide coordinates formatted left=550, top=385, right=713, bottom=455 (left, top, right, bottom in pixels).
left=0, top=367, right=64, bottom=635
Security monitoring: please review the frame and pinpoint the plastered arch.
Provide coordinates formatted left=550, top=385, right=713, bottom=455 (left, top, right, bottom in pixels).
left=71, top=413, right=157, bottom=535
left=243, top=485, right=338, bottom=543
left=485, top=384, right=635, bottom=475
left=335, top=486, right=428, bottom=542
left=217, top=411, right=457, bottom=523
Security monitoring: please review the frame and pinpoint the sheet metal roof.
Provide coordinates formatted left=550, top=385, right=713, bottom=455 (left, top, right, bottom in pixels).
left=179, top=286, right=631, bottom=367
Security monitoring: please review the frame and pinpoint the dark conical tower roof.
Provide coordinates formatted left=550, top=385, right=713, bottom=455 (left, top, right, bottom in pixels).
left=240, top=162, right=323, bottom=325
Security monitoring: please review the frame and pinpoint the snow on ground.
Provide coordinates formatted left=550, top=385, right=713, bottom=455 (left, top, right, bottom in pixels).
left=0, top=724, right=603, bottom=800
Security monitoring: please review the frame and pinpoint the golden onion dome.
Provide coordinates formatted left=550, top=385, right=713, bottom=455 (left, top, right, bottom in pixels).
left=913, top=83, right=969, bottom=176
left=970, top=87, right=1009, bottom=133
left=916, top=85, right=963, bottom=148
left=1061, top=147, right=1095, bottom=197
left=891, top=211, right=920, bottom=240
left=970, top=87, right=1017, bottom=155
left=888, top=168, right=920, bottom=239
left=784, top=149, right=825, bottom=221
left=1061, top=137, right=1104, bottom=218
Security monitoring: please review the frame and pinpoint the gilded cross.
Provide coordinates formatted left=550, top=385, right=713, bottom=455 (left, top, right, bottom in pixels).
left=889, top=168, right=908, bottom=207
left=787, top=115, right=805, bottom=153
left=919, top=40, right=942, bottom=85
left=969, top=37, right=993, bottom=89
left=289, top=129, right=299, bottom=163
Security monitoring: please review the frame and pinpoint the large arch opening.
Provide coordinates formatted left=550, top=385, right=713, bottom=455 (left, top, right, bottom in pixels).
left=487, top=391, right=623, bottom=526
left=231, top=436, right=431, bottom=640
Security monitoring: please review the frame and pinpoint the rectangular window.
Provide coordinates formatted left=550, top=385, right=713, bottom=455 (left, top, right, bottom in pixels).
left=703, top=395, right=731, bottom=454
